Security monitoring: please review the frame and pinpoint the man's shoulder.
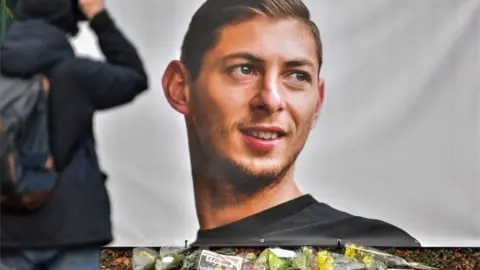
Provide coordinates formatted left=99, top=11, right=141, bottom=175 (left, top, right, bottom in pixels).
left=334, top=213, right=421, bottom=247
left=48, top=57, right=110, bottom=94
left=50, top=57, right=103, bottom=77
left=267, top=201, right=421, bottom=247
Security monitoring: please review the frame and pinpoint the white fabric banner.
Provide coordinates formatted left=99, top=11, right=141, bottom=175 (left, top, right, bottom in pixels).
left=72, top=0, right=480, bottom=247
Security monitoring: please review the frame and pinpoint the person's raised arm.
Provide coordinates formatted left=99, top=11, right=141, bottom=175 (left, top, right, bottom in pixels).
left=72, top=0, right=149, bottom=110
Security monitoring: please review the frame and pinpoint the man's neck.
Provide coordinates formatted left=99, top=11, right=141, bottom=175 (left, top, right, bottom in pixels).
left=193, top=170, right=303, bottom=231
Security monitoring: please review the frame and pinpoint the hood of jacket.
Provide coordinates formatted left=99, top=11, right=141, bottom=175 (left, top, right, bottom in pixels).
left=1, top=19, right=75, bottom=78
left=15, top=0, right=87, bottom=36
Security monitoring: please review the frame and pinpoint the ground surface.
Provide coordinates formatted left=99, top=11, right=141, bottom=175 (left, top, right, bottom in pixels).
left=100, top=248, right=480, bottom=270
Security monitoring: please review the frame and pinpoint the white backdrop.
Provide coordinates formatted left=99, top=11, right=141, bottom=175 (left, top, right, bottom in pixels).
left=71, top=0, right=480, bottom=247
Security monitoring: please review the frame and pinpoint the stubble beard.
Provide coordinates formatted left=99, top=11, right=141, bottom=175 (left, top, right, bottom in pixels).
left=188, top=114, right=309, bottom=207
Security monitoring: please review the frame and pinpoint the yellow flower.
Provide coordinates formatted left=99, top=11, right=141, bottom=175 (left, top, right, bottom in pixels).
left=362, top=256, right=375, bottom=265
left=344, top=247, right=356, bottom=259
left=317, top=251, right=334, bottom=270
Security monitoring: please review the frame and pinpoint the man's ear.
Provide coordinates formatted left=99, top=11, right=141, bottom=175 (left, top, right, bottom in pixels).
left=312, top=78, right=325, bottom=128
left=162, top=60, right=191, bottom=115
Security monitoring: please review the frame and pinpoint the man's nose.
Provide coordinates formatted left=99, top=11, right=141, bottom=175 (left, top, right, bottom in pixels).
left=250, top=75, right=286, bottom=114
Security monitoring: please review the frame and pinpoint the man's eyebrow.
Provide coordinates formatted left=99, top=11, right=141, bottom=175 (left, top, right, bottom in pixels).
left=220, top=52, right=265, bottom=64
left=218, top=52, right=316, bottom=71
left=285, top=59, right=316, bottom=71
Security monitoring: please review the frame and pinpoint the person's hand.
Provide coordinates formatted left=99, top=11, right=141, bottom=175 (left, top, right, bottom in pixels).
left=41, top=76, right=50, bottom=95
left=79, top=0, right=105, bottom=20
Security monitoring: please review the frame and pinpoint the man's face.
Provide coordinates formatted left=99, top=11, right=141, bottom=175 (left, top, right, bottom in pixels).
left=182, top=17, right=324, bottom=185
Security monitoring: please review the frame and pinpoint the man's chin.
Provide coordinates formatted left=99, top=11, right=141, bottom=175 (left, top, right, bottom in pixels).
left=234, top=159, right=287, bottom=178
left=202, top=154, right=294, bottom=201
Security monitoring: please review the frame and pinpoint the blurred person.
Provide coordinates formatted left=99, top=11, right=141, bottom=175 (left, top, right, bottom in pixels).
left=162, top=0, right=420, bottom=247
left=0, top=0, right=148, bottom=268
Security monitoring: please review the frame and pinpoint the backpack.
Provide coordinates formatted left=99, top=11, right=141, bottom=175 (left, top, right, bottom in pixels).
left=0, top=74, right=57, bottom=213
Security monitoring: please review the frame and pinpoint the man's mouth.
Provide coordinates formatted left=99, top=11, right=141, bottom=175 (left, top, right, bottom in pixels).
left=243, top=130, right=284, bottom=140
left=239, top=125, right=287, bottom=152
left=240, top=127, right=286, bottom=151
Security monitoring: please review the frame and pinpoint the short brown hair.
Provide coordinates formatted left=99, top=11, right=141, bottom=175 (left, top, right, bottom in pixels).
left=180, top=0, right=323, bottom=81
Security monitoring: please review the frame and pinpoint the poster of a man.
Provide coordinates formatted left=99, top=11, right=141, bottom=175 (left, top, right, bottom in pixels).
left=161, top=0, right=419, bottom=247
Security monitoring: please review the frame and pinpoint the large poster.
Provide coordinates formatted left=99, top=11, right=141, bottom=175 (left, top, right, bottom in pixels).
left=71, top=0, right=479, bottom=247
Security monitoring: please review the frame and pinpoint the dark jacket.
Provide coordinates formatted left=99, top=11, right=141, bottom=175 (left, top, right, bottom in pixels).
left=0, top=10, right=148, bottom=248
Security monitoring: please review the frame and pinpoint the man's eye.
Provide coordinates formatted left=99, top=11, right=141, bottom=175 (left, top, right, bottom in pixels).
left=292, top=72, right=308, bottom=82
left=230, top=64, right=257, bottom=77
left=239, top=65, right=253, bottom=75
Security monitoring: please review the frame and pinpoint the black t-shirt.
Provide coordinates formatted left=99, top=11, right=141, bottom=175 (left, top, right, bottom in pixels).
left=192, top=195, right=420, bottom=248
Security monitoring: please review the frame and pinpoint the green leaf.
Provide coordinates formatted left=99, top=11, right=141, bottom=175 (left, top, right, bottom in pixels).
left=6, top=6, right=14, bottom=19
